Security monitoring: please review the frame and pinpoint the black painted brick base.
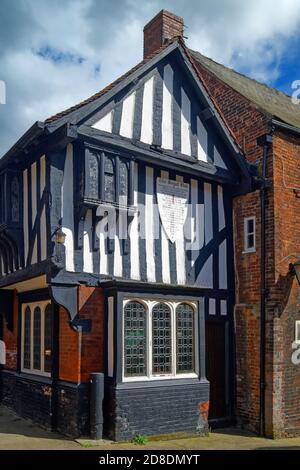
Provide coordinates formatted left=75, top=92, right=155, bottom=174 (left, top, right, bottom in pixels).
left=104, top=379, right=210, bottom=441
left=1, top=370, right=52, bottom=428
left=1, top=371, right=89, bottom=438
left=56, top=381, right=89, bottom=437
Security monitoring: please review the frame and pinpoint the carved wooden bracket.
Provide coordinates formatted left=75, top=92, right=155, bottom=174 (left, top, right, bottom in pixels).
left=50, top=284, right=91, bottom=332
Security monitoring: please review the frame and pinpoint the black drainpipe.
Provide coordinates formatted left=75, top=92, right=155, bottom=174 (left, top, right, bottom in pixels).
left=257, top=133, right=273, bottom=436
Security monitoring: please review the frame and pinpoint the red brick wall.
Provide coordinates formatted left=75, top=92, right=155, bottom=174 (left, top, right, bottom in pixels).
left=193, top=61, right=271, bottom=433
left=195, top=61, right=300, bottom=437
left=59, top=306, right=81, bottom=383
left=233, top=192, right=261, bottom=433
left=270, top=130, right=300, bottom=437
left=79, top=286, right=105, bottom=383
left=59, top=286, right=105, bottom=384
left=3, top=291, right=18, bottom=370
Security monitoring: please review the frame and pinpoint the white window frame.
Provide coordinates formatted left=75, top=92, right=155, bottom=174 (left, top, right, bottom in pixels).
left=295, top=321, right=300, bottom=344
left=21, top=300, right=52, bottom=377
left=243, top=216, right=256, bottom=253
left=122, top=298, right=199, bottom=382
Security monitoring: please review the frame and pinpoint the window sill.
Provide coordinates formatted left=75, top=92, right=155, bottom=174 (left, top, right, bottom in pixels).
left=19, top=371, right=52, bottom=383
left=82, top=197, right=137, bottom=214
left=116, top=376, right=208, bottom=390
left=242, top=249, right=256, bottom=254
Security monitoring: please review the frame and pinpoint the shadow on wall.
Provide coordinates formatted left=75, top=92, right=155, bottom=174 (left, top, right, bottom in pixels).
left=275, top=272, right=294, bottom=316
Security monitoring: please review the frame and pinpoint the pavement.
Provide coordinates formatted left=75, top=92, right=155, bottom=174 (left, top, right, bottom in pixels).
left=1, top=405, right=300, bottom=450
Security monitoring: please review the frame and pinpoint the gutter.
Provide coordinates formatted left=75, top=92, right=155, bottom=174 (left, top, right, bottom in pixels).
left=272, top=119, right=300, bottom=136
left=257, top=133, right=273, bottom=436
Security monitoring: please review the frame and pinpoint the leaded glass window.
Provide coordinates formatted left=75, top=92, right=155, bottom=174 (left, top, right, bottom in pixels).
left=33, top=307, right=41, bottom=370
left=152, top=303, right=172, bottom=374
left=104, top=156, right=115, bottom=202
left=44, top=304, right=53, bottom=373
left=119, top=160, right=128, bottom=205
left=23, top=306, right=31, bottom=370
left=22, top=302, right=52, bottom=376
left=176, top=303, right=194, bottom=374
left=124, top=301, right=147, bottom=377
left=88, top=152, right=99, bottom=199
left=122, top=299, right=197, bottom=381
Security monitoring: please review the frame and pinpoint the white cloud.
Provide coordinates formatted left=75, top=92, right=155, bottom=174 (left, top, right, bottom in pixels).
left=1, top=0, right=300, bottom=156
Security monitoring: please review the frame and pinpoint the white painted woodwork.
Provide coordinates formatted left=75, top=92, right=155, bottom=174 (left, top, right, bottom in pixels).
left=160, top=170, right=171, bottom=284
left=92, top=110, right=113, bottom=133
left=62, top=144, right=75, bottom=272
left=120, top=91, right=136, bottom=138
left=140, top=76, right=154, bottom=144
left=204, top=182, right=213, bottom=244
left=181, top=87, right=191, bottom=156
left=145, top=166, right=155, bottom=282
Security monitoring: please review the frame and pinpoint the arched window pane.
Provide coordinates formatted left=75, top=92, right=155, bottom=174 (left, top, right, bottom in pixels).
left=88, top=153, right=99, bottom=199
left=104, top=157, right=114, bottom=174
left=119, top=161, right=128, bottom=205
left=152, top=303, right=172, bottom=374
left=23, top=306, right=31, bottom=369
left=176, top=304, right=194, bottom=374
left=124, top=301, right=147, bottom=377
left=104, top=157, right=115, bottom=202
left=33, top=307, right=41, bottom=370
left=44, top=304, right=53, bottom=374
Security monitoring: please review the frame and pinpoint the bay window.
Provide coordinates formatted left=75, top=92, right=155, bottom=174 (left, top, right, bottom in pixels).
left=123, top=299, right=198, bottom=381
left=83, top=147, right=133, bottom=207
left=21, top=301, right=53, bottom=376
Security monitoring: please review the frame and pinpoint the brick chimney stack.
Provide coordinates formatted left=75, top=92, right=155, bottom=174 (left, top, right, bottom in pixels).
left=143, top=10, right=184, bottom=59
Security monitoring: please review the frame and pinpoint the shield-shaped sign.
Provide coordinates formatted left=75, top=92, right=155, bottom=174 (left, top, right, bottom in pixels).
left=156, top=178, right=190, bottom=243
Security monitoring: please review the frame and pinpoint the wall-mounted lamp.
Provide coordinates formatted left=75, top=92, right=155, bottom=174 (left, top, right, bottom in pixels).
left=55, top=227, right=66, bottom=245
left=289, top=262, right=300, bottom=285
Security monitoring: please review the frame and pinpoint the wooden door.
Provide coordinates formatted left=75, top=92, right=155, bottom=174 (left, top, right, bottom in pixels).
left=205, top=321, right=227, bottom=420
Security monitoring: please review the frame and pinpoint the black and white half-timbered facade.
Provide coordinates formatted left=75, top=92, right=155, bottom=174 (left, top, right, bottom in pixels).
left=0, top=13, right=252, bottom=440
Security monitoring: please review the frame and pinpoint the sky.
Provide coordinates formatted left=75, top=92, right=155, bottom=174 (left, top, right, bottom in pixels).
left=1, top=0, right=300, bottom=156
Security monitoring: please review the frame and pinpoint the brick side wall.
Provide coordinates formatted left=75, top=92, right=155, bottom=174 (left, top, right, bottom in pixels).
left=271, top=130, right=300, bottom=437
left=195, top=61, right=300, bottom=437
left=79, top=286, right=105, bottom=382
left=193, top=61, right=271, bottom=433
left=59, top=286, right=105, bottom=384
left=59, top=306, right=81, bottom=383
left=233, top=192, right=261, bottom=433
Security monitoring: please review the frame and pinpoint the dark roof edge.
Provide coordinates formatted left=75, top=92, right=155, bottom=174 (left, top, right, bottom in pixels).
left=0, top=121, right=45, bottom=168
left=272, top=119, right=300, bottom=136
